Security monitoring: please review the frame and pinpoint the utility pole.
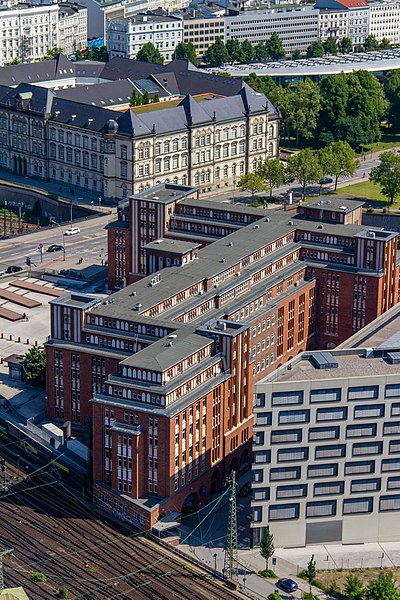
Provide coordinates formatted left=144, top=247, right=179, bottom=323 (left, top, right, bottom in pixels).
left=223, top=470, right=238, bottom=581
left=0, top=548, right=13, bottom=592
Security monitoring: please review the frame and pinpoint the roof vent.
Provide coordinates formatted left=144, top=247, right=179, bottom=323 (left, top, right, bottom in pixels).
left=167, top=334, right=177, bottom=340
left=310, top=351, right=338, bottom=370
left=133, top=303, right=142, bottom=311
left=288, top=220, right=293, bottom=226
left=367, top=230, right=376, bottom=239
left=254, top=224, right=259, bottom=229
left=265, top=218, right=270, bottom=222
left=387, top=351, right=400, bottom=364
left=220, top=258, right=226, bottom=263
left=217, top=320, right=227, bottom=331
left=317, top=224, right=324, bottom=229
left=228, top=241, right=233, bottom=246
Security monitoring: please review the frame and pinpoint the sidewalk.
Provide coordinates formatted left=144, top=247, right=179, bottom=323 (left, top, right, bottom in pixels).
left=0, top=169, right=110, bottom=212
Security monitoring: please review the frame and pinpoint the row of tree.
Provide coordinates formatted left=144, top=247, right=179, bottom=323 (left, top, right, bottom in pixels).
left=201, top=33, right=394, bottom=66
left=237, top=141, right=357, bottom=200
left=129, top=90, right=160, bottom=107
left=246, top=69, right=395, bottom=148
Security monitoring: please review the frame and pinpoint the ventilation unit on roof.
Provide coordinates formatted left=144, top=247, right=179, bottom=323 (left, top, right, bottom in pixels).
left=310, top=352, right=338, bottom=369
left=317, top=224, right=324, bottom=229
left=387, top=352, right=400, bottom=364
left=265, top=217, right=270, bottom=222
left=254, top=224, right=259, bottom=229
left=367, top=231, right=376, bottom=238
left=217, top=321, right=227, bottom=331
left=288, top=220, right=293, bottom=226
left=133, top=303, right=142, bottom=311
left=228, top=241, right=233, bottom=246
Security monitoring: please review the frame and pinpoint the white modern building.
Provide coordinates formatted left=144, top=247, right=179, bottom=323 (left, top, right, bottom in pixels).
left=317, top=0, right=369, bottom=48
left=107, top=13, right=183, bottom=61
left=0, top=2, right=87, bottom=66
left=369, top=0, right=400, bottom=45
left=225, top=6, right=319, bottom=55
left=252, top=306, right=400, bottom=548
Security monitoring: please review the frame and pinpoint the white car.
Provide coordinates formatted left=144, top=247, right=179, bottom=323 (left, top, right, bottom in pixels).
left=64, top=227, right=80, bottom=236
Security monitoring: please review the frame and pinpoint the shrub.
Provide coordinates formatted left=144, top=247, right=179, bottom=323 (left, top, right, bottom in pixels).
left=31, top=572, right=46, bottom=582
left=258, top=569, right=277, bottom=578
left=303, top=593, right=319, bottom=600
left=59, top=587, right=69, bottom=598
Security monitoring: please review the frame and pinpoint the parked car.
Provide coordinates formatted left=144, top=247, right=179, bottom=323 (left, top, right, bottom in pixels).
left=238, top=482, right=252, bottom=497
left=64, top=227, right=80, bottom=236
left=276, top=578, right=298, bottom=593
left=47, top=244, right=64, bottom=252
left=6, top=265, right=22, bottom=273
left=0, top=270, right=5, bottom=276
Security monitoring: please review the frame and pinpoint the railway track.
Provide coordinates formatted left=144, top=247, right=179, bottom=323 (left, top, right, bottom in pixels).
left=0, top=459, right=241, bottom=600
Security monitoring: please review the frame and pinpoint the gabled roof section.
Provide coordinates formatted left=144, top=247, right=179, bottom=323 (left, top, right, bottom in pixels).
left=166, top=59, right=199, bottom=72
left=239, top=82, right=275, bottom=114
left=0, top=83, right=55, bottom=115
left=178, top=94, right=211, bottom=125
left=116, top=109, right=153, bottom=137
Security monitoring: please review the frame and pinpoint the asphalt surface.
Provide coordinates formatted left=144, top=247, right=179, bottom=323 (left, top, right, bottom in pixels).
left=0, top=212, right=114, bottom=272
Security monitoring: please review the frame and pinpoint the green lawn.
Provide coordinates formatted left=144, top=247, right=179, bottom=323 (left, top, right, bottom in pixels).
left=359, top=132, right=400, bottom=155
left=131, top=93, right=222, bottom=114
left=334, top=180, right=400, bottom=209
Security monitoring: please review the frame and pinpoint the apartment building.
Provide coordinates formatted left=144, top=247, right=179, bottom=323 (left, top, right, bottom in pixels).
left=107, top=13, right=183, bottom=61
left=0, top=2, right=87, bottom=66
left=316, top=0, right=369, bottom=47
left=58, top=2, right=88, bottom=56
left=45, top=187, right=399, bottom=529
left=0, top=57, right=279, bottom=201
left=369, top=0, right=400, bottom=44
left=252, top=306, right=400, bottom=547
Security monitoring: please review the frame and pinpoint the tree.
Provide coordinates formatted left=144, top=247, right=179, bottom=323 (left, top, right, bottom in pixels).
left=245, top=73, right=276, bottom=96
left=129, top=90, right=140, bottom=107
left=226, top=39, right=245, bottom=63
left=267, top=32, right=285, bottom=60
left=237, top=173, right=265, bottom=196
left=385, top=71, right=400, bottom=130
left=365, top=572, right=400, bottom=600
left=241, top=39, right=255, bottom=62
left=142, top=91, right=150, bottom=105
left=172, top=41, right=199, bottom=66
left=303, top=555, right=317, bottom=593
left=258, top=158, right=286, bottom=199
left=292, top=49, right=302, bottom=60
left=323, top=37, right=338, bottom=56
left=268, top=593, right=281, bottom=600
left=91, top=45, right=109, bottom=62
left=269, top=85, right=294, bottom=142
left=44, top=47, right=63, bottom=60
left=370, top=151, right=400, bottom=205
left=292, top=78, right=322, bottom=144
left=364, top=34, right=378, bottom=51
left=318, top=140, right=357, bottom=190
left=9, top=57, right=21, bottom=65
left=23, top=347, right=46, bottom=385
left=59, top=586, right=69, bottom=599
left=255, top=42, right=269, bottom=62
left=344, top=574, right=365, bottom=600
left=203, top=39, right=229, bottom=67
left=339, top=37, right=353, bottom=53
left=381, top=37, right=392, bottom=50
left=259, top=526, right=274, bottom=570
left=136, top=42, right=164, bottom=65
left=307, top=41, right=324, bottom=58
left=152, top=93, right=160, bottom=103
left=288, top=149, right=322, bottom=199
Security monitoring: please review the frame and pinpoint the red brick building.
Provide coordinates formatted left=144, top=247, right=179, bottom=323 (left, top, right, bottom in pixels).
left=46, top=189, right=399, bottom=530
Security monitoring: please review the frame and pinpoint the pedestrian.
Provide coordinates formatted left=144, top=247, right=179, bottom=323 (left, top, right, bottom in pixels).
left=22, top=312, right=26, bottom=320
left=363, top=172, right=366, bottom=178
left=364, top=155, right=366, bottom=162
left=101, top=259, right=104, bottom=266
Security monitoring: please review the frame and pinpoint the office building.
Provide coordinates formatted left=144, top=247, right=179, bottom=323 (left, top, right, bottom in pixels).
left=107, top=13, right=183, bottom=61
left=252, top=304, right=400, bottom=547
left=46, top=190, right=399, bottom=529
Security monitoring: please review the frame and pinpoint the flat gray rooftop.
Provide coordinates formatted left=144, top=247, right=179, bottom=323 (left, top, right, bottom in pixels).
left=303, top=197, right=364, bottom=213
left=130, top=183, right=198, bottom=205
left=144, top=239, right=200, bottom=254
left=339, top=304, right=400, bottom=349
left=266, top=349, right=400, bottom=383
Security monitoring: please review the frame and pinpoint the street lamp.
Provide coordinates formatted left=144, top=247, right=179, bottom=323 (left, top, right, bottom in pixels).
left=50, top=218, right=66, bottom=261
left=213, top=553, right=218, bottom=572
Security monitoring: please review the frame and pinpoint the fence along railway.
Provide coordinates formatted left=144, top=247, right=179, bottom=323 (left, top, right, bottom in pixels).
left=0, top=457, right=241, bottom=599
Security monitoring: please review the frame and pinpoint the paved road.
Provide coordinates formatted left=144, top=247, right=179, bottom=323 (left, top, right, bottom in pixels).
left=0, top=212, right=115, bottom=272
left=206, top=148, right=392, bottom=205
